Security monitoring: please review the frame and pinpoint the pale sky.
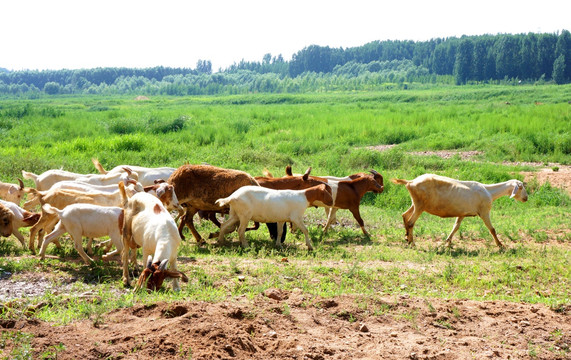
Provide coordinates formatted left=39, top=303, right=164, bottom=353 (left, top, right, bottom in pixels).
left=2, top=0, right=570, bottom=72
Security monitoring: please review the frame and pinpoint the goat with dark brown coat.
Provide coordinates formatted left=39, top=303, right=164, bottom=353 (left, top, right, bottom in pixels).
left=168, top=164, right=259, bottom=243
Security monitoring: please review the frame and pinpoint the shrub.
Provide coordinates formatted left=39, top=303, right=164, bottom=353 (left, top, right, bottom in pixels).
left=112, top=135, right=144, bottom=152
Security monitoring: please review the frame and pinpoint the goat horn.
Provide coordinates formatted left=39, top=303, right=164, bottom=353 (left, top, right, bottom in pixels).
left=146, top=255, right=153, bottom=269
left=159, top=259, right=169, bottom=271
left=18, top=178, right=24, bottom=189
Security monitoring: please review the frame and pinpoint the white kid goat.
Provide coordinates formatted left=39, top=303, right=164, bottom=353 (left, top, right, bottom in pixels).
left=215, top=184, right=333, bottom=250
left=391, top=174, right=528, bottom=248
left=40, top=203, right=124, bottom=264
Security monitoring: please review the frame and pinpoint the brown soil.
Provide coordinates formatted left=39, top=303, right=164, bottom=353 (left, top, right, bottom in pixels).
left=1, top=292, right=570, bottom=359
left=522, top=165, right=571, bottom=195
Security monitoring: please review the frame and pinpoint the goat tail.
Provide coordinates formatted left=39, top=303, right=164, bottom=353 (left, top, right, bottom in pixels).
left=41, top=204, right=62, bottom=217
left=262, top=168, right=273, bottom=178
left=391, top=178, right=409, bottom=185
left=91, top=158, right=108, bottom=174
left=21, top=170, right=38, bottom=182
left=215, top=197, right=231, bottom=208
left=118, top=181, right=129, bottom=208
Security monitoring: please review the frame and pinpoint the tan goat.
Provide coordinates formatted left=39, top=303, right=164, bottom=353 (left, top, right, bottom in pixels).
left=392, top=174, right=528, bottom=248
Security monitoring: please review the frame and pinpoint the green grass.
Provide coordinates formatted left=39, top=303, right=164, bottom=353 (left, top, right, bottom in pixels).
left=0, top=84, right=569, bottom=326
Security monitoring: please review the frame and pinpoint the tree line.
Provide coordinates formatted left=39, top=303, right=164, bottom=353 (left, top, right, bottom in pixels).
left=0, top=31, right=569, bottom=96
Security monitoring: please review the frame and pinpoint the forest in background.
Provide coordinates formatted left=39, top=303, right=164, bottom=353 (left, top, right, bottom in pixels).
left=1, top=30, right=570, bottom=96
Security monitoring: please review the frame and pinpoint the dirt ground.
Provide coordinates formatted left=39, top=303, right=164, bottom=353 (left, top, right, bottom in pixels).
left=1, top=291, right=569, bottom=359
left=521, top=165, right=571, bottom=195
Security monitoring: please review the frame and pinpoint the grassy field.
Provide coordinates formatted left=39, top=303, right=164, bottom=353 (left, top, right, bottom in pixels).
left=0, top=83, right=570, bottom=332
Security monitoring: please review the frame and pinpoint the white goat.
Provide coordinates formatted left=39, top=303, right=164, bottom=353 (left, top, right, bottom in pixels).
left=118, top=182, right=187, bottom=291
left=23, top=183, right=141, bottom=253
left=391, top=174, right=528, bottom=248
left=49, top=179, right=143, bottom=194
left=0, top=199, right=40, bottom=248
left=0, top=179, right=25, bottom=204
left=215, top=184, right=333, bottom=250
left=92, top=158, right=175, bottom=187
left=23, top=180, right=143, bottom=210
left=40, top=204, right=124, bottom=264
left=22, top=167, right=138, bottom=191
left=22, top=169, right=86, bottom=191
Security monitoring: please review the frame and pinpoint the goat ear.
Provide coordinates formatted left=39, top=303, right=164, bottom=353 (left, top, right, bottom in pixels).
left=510, top=183, right=520, bottom=199
left=302, top=167, right=312, bottom=180
left=146, top=255, right=153, bottom=269
left=159, top=259, right=169, bottom=271
left=165, top=270, right=189, bottom=282
left=122, top=167, right=132, bottom=175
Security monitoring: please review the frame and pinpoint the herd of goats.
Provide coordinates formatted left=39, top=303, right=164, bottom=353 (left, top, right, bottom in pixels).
left=0, top=159, right=528, bottom=291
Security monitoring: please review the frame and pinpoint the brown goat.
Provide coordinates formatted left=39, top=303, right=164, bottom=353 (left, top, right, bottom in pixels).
left=322, top=170, right=384, bottom=236
left=168, top=164, right=259, bottom=243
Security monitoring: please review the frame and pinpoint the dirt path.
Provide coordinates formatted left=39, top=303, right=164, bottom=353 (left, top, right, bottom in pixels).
left=1, top=292, right=570, bottom=359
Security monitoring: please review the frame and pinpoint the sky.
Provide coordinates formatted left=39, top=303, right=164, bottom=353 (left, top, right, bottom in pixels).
left=2, top=0, right=570, bottom=72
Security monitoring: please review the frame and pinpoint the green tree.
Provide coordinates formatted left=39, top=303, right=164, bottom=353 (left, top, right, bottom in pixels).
left=552, top=55, right=566, bottom=84
left=537, top=33, right=557, bottom=79
left=454, top=38, right=474, bottom=84
left=495, top=35, right=520, bottom=79
left=555, top=30, right=571, bottom=81
left=43, top=81, right=61, bottom=95
left=520, top=33, right=538, bottom=79
left=196, top=59, right=212, bottom=74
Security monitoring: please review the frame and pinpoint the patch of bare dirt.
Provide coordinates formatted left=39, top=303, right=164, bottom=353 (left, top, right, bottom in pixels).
left=522, top=165, right=571, bottom=195
left=1, top=294, right=569, bottom=359
left=409, top=150, right=485, bottom=161
left=134, top=95, right=150, bottom=101
left=366, top=144, right=397, bottom=152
